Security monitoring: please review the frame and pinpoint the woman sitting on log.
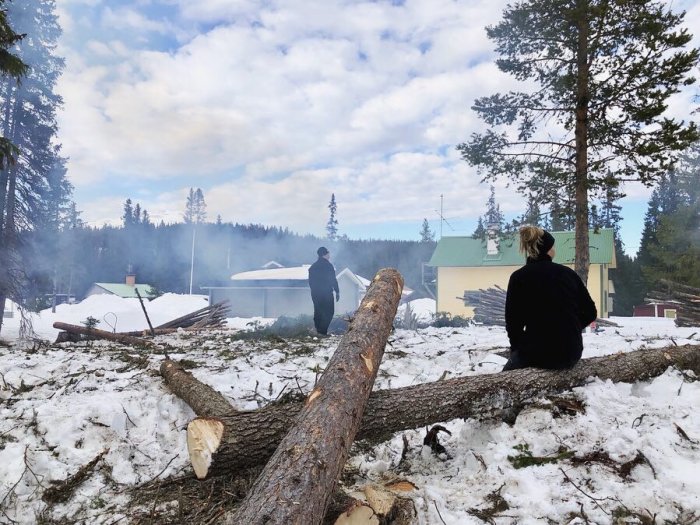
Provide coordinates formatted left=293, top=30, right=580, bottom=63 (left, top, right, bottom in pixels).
left=503, top=226, right=597, bottom=371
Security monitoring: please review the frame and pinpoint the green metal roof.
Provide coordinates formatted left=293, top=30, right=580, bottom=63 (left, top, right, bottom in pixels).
left=428, top=229, right=615, bottom=267
left=94, top=283, right=156, bottom=298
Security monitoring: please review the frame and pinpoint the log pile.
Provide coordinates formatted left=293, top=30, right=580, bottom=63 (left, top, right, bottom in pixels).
left=462, top=286, right=506, bottom=326
left=647, top=280, right=700, bottom=327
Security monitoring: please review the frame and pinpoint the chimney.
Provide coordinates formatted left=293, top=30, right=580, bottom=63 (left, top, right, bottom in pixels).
left=125, top=264, right=136, bottom=286
left=486, top=222, right=499, bottom=255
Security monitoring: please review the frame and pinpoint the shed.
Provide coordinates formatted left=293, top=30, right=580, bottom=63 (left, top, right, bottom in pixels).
left=202, top=265, right=368, bottom=318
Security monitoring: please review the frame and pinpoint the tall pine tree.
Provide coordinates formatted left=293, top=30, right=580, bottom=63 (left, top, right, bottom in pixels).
left=458, top=0, right=699, bottom=284
left=419, top=218, right=435, bottom=243
left=0, top=0, right=68, bottom=333
left=326, top=193, right=338, bottom=241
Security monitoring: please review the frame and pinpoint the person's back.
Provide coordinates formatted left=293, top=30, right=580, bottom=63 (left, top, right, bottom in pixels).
left=504, top=227, right=597, bottom=370
left=308, top=247, right=339, bottom=335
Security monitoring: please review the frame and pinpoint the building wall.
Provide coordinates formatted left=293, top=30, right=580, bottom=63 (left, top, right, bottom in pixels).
left=436, top=266, right=513, bottom=317
left=437, top=263, right=609, bottom=319
left=209, top=277, right=365, bottom=318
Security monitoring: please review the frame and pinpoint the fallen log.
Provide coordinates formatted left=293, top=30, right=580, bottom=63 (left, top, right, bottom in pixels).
left=225, top=268, right=404, bottom=525
left=52, top=322, right=151, bottom=347
left=184, top=344, right=700, bottom=480
left=160, top=360, right=235, bottom=418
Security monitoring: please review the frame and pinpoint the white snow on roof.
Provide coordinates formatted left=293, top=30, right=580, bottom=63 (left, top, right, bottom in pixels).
left=231, top=265, right=311, bottom=281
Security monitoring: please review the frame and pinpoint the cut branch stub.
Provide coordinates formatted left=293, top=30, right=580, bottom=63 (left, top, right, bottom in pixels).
left=187, top=418, right=225, bottom=480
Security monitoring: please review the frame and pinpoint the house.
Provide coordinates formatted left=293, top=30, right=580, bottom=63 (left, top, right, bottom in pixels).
left=427, top=228, right=616, bottom=319
left=84, top=273, right=157, bottom=300
left=202, top=264, right=369, bottom=318
left=633, top=302, right=678, bottom=318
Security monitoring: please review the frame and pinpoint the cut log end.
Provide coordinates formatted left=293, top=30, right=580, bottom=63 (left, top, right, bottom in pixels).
left=334, top=504, right=379, bottom=525
left=187, top=418, right=224, bottom=480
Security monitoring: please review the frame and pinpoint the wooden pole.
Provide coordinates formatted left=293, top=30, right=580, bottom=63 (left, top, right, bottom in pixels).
left=135, top=288, right=155, bottom=336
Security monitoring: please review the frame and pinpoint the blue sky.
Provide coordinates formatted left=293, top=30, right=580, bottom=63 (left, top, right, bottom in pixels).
left=54, top=0, right=700, bottom=255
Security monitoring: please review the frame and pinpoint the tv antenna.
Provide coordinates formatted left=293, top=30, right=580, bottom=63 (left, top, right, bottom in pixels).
left=435, top=194, right=455, bottom=238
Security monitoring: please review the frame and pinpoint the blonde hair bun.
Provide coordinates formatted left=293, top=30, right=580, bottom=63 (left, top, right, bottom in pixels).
left=519, top=225, right=544, bottom=258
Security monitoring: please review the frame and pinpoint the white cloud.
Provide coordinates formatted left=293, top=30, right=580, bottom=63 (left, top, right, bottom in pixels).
left=56, top=0, right=699, bottom=249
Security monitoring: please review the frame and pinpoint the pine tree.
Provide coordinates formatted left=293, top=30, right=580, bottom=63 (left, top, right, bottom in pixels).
left=484, top=186, right=505, bottom=231
left=519, top=194, right=541, bottom=227
left=640, top=144, right=700, bottom=287
left=184, top=187, right=207, bottom=224
left=122, top=198, right=134, bottom=228
left=194, top=188, right=206, bottom=224
left=184, top=188, right=195, bottom=224
left=419, top=218, right=435, bottom=243
left=326, top=193, right=338, bottom=241
left=471, top=217, right=486, bottom=239
left=0, top=0, right=67, bottom=332
left=458, top=0, right=699, bottom=283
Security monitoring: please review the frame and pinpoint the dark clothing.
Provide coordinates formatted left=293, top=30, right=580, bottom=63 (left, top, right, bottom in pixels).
left=308, top=257, right=339, bottom=335
left=504, top=253, right=597, bottom=371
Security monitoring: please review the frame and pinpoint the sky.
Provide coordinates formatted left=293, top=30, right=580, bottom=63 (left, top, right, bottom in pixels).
left=53, top=0, right=700, bottom=255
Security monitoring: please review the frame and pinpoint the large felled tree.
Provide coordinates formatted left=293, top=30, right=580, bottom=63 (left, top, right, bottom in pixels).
left=458, top=0, right=699, bottom=283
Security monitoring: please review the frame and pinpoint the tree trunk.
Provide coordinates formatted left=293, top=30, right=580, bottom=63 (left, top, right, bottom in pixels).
left=574, top=0, right=591, bottom=285
left=185, top=344, right=700, bottom=480
left=52, top=322, right=152, bottom=347
left=160, top=359, right=235, bottom=418
left=225, top=268, right=404, bottom=525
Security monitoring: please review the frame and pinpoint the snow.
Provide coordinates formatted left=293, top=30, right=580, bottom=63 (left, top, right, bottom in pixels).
left=230, top=265, right=311, bottom=280
left=0, top=294, right=699, bottom=523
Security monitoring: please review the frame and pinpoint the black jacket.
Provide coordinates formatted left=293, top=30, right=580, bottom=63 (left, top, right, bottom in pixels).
left=308, top=257, right=339, bottom=296
left=505, top=254, right=597, bottom=369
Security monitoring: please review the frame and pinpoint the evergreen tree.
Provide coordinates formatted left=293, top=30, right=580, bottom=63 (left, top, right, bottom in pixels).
left=640, top=144, right=700, bottom=287
left=193, top=188, right=206, bottom=224
left=419, top=218, right=435, bottom=243
left=326, top=193, right=338, bottom=241
left=471, top=217, right=486, bottom=239
left=184, top=187, right=207, bottom=224
left=458, top=0, right=699, bottom=283
left=183, top=188, right=195, bottom=224
left=0, top=0, right=27, bottom=167
left=484, top=186, right=505, bottom=230
left=122, top=198, right=134, bottom=228
left=0, top=0, right=67, bottom=332
left=519, top=194, right=541, bottom=227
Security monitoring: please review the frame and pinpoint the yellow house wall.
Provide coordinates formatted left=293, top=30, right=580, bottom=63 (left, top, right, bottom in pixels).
left=437, top=263, right=610, bottom=319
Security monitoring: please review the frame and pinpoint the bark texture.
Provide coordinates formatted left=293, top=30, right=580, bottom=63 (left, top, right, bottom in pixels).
left=160, top=360, right=235, bottom=418
left=226, top=268, right=404, bottom=525
left=191, top=344, right=700, bottom=479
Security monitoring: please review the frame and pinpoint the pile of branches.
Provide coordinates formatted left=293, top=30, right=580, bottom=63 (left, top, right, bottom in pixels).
left=54, top=300, right=232, bottom=345
left=648, top=280, right=700, bottom=327
left=155, top=300, right=231, bottom=330
left=463, top=286, right=507, bottom=326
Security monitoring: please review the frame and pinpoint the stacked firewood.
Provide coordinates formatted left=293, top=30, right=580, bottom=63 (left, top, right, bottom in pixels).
left=463, top=286, right=507, bottom=326
left=647, top=280, right=700, bottom=327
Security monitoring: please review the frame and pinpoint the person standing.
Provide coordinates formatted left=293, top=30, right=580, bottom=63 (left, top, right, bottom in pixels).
left=308, top=247, right=340, bottom=335
left=503, top=226, right=597, bottom=371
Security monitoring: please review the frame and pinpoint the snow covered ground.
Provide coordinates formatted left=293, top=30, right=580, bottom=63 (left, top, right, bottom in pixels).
left=0, top=295, right=699, bottom=524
